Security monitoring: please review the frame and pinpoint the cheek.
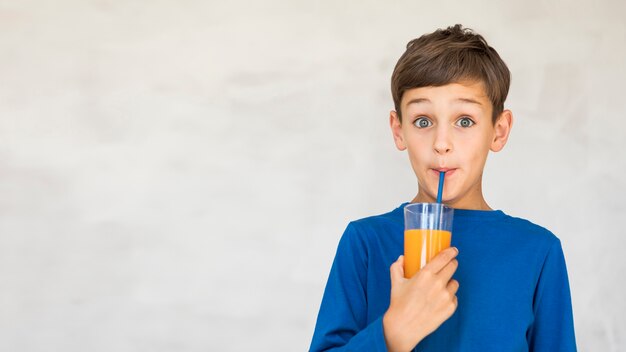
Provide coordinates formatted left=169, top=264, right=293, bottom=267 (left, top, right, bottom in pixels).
left=408, top=140, right=430, bottom=161
left=466, top=141, right=491, bottom=171
left=406, top=143, right=430, bottom=172
left=458, top=137, right=489, bottom=168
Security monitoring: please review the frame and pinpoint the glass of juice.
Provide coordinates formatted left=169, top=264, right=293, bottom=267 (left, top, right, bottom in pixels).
left=404, top=203, right=454, bottom=278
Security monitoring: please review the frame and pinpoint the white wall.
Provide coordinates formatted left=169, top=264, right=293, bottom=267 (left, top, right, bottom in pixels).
left=1, top=0, right=625, bottom=351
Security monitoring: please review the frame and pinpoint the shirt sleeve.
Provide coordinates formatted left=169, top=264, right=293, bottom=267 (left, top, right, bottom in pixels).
left=527, top=238, right=577, bottom=351
left=310, top=223, right=389, bottom=352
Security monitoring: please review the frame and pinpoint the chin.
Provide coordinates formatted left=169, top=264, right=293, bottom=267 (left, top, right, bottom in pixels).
left=440, top=192, right=459, bottom=205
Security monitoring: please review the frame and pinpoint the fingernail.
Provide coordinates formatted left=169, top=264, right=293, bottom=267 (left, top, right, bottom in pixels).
left=453, top=247, right=459, bottom=255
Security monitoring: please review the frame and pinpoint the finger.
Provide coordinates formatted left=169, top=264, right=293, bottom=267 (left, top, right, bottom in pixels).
left=443, top=295, right=459, bottom=319
left=389, top=255, right=404, bottom=284
left=446, top=279, right=459, bottom=295
left=424, top=247, right=458, bottom=274
left=438, top=258, right=459, bottom=282
left=450, top=296, right=458, bottom=314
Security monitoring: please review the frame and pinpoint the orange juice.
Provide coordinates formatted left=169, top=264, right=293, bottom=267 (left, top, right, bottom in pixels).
left=404, top=229, right=452, bottom=278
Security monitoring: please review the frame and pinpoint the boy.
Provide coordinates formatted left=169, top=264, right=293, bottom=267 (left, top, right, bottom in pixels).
left=310, top=25, right=576, bottom=351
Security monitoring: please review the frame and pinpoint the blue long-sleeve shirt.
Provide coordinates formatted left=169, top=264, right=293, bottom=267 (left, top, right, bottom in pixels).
left=310, top=202, right=577, bottom=351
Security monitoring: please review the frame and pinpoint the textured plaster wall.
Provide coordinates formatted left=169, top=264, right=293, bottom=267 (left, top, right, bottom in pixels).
left=1, top=0, right=625, bottom=351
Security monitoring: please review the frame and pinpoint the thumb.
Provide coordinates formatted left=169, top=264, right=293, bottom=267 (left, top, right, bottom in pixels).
left=390, top=255, right=405, bottom=284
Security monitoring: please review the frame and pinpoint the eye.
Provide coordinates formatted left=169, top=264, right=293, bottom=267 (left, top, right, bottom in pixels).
left=413, top=117, right=433, bottom=128
left=456, top=117, right=475, bottom=128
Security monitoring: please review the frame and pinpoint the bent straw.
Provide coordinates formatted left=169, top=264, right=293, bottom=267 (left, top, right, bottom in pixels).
left=436, top=171, right=445, bottom=203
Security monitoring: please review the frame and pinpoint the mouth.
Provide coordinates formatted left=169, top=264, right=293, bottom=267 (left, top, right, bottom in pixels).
left=430, top=168, right=457, bottom=177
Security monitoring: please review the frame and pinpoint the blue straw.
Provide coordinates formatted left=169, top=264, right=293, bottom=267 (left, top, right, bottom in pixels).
left=436, top=171, right=445, bottom=203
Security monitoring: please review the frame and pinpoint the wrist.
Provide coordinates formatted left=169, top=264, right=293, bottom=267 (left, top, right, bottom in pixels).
left=382, top=311, right=398, bottom=352
left=383, top=311, right=408, bottom=352
left=383, top=310, right=425, bottom=352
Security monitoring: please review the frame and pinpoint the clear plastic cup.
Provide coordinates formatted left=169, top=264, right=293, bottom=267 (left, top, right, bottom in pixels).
left=404, top=203, right=454, bottom=278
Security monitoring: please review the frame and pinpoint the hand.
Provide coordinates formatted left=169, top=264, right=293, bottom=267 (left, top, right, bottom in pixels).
left=382, top=247, right=460, bottom=352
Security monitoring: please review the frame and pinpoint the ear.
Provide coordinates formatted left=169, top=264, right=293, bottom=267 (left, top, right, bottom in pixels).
left=490, top=109, right=513, bottom=152
left=390, top=110, right=407, bottom=151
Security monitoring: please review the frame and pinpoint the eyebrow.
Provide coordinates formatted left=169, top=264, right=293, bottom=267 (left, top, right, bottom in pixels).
left=456, top=98, right=483, bottom=105
left=405, top=97, right=483, bottom=106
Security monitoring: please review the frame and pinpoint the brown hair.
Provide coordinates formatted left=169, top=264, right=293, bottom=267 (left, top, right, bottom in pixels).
left=391, top=24, right=511, bottom=124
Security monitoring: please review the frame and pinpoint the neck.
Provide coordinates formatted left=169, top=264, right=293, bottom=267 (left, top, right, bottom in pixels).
left=411, top=191, right=492, bottom=211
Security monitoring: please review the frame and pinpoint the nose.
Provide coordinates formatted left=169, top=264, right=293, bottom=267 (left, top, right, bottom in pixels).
left=433, top=126, right=452, bottom=154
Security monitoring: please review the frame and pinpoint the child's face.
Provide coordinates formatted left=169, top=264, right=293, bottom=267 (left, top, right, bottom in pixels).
left=390, top=81, right=512, bottom=209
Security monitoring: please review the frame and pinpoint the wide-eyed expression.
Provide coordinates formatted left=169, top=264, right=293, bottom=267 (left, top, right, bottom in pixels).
left=390, top=81, right=512, bottom=209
